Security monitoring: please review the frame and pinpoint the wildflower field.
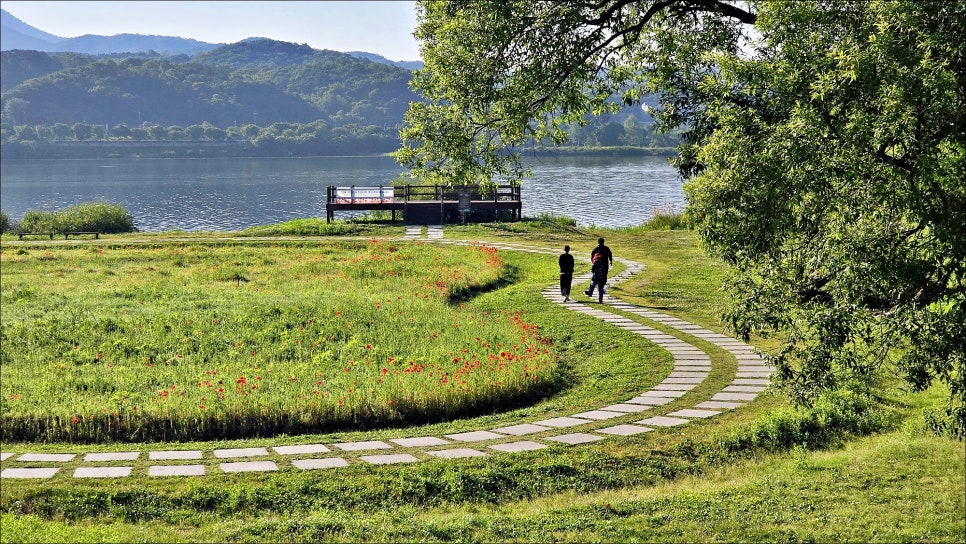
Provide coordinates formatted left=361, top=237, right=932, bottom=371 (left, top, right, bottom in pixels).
left=0, top=240, right=561, bottom=442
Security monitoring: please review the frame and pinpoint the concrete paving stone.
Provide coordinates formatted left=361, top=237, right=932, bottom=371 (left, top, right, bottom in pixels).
left=292, top=458, right=350, bottom=470
left=213, top=447, right=269, bottom=459
left=490, top=423, right=552, bottom=436
left=148, top=465, right=205, bottom=477
left=16, top=453, right=75, bottom=462
left=220, top=461, right=278, bottom=473
left=426, top=448, right=488, bottom=459
left=331, top=440, right=394, bottom=451
left=544, top=433, right=604, bottom=445
left=73, top=466, right=133, bottom=478
left=626, top=396, right=676, bottom=405
left=696, top=400, right=744, bottom=410
left=84, top=452, right=140, bottom=462
left=390, top=437, right=452, bottom=448
left=488, top=441, right=547, bottom=453
left=533, top=416, right=593, bottom=428
left=668, top=371, right=710, bottom=378
left=596, top=424, right=654, bottom=436
left=712, top=392, right=759, bottom=401
left=668, top=409, right=721, bottom=419
left=724, top=385, right=768, bottom=393
left=444, top=430, right=505, bottom=442
left=662, top=377, right=706, bottom=384
left=653, top=383, right=696, bottom=391
left=149, top=450, right=203, bottom=460
left=273, top=444, right=331, bottom=455
left=601, top=403, right=651, bottom=413
left=736, top=372, right=774, bottom=378
left=1, top=467, right=59, bottom=479
left=636, top=416, right=690, bottom=427
left=671, top=354, right=713, bottom=361
left=733, top=378, right=771, bottom=386
left=0, top=453, right=14, bottom=461
left=639, top=389, right=689, bottom=398
left=361, top=454, right=420, bottom=465
left=571, top=410, right=625, bottom=420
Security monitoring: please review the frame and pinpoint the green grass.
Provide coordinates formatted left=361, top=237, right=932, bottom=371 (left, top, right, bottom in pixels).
left=1, top=222, right=962, bottom=542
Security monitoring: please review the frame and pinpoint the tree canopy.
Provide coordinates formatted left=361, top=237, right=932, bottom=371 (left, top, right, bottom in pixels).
left=397, top=0, right=965, bottom=435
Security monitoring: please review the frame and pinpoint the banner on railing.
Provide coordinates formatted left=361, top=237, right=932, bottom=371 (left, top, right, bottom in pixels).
left=334, top=186, right=394, bottom=204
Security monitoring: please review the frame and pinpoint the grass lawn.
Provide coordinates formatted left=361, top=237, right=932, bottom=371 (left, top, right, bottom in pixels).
left=1, top=219, right=962, bottom=542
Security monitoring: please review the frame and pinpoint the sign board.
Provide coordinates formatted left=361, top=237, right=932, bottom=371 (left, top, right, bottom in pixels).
left=334, top=186, right=394, bottom=204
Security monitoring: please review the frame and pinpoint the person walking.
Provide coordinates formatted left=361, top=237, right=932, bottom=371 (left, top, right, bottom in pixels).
left=559, top=245, right=575, bottom=302
left=584, top=237, right=614, bottom=303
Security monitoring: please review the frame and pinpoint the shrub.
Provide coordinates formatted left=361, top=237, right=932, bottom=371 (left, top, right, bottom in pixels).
left=0, top=211, right=9, bottom=233
left=16, top=202, right=136, bottom=234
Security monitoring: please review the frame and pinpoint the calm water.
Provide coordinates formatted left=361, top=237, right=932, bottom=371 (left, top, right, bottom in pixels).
left=0, top=155, right=683, bottom=231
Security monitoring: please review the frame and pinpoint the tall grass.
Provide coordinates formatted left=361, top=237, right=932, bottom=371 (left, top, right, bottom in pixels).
left=619, top=205, right=692, bottom=232
left=0, top=240, right=561, bottom=442
left=16, top=201, right=136, bottom=234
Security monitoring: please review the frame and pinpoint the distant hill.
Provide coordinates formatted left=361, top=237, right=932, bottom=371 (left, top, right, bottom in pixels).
left=1, top=38, right=417, bottom=129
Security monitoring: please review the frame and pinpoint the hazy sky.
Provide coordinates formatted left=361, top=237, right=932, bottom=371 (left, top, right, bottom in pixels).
left=1, top=1, right=421, bottom=61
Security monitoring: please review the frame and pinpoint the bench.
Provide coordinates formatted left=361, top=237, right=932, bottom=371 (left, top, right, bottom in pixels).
left=65, top=231, right=100, bottom=239
left=17, top=232, right=54, bottom=240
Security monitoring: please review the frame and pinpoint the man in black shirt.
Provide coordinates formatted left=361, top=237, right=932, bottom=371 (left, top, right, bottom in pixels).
left=584, top=238, right=614, bottom=302
left=558, top=245, right=575, bottom=302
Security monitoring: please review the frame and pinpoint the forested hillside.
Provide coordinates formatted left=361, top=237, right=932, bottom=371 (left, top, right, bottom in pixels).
left=1, top=38, right=677, bottom=159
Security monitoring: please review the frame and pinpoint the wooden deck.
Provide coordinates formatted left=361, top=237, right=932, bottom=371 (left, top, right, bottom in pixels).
left=326, top=185, right=522, bottom=224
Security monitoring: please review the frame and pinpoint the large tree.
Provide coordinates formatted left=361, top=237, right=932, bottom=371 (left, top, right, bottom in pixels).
left=397, top=0, right=965, bottom=434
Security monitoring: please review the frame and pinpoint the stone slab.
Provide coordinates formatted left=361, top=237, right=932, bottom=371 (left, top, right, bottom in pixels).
left=636, top=416, right=690, bottom=427
left=626, top=396, right=676, bottom=406
left=331, top=440, right=393, bottom=451
left=361, top=454, right=420, bottom=465
left=653, top=383, right=696, bottom=391
left=149, top=450, right=203, bottom=460
left=571, top=410, right=624, bottom=420
left=668, top=372, right=710, bottom=378
left=662, top=377, right=706, bottom=384
left=220, top=461, right=278, bottom=473
left=426, top=448, right=488, bottom=459
left=544, top=433, right=604, bottom=445
left=1, top=467, right=59, bottom=479
left=695, top=401, right=744, bottom=410
left=213, top=447, right=269, bottom=459
left=668, top=409, right=721, bottom=419
left=596, top=424, right=654, bottom=436
left=148, top=465, right=205, bottom=477
left=601, top=403, right=651, bottom=413
left=532, top=416, right=592, bottom=428
left=16, top=453, right=75, bottom=463
left=74, top=466, right=132, bottom=478
left=712, top=392, right=759, bottom=401
left=273, top=444, right=331, bottom=456
left=292, top=458, right=350, bottom=470
left=639, top=389, right=688, bottom=398
left=488, top=441, right=547, bottom=453
left=390, top=437, right=451, bottom=448
left=736, top=371, right=774, bottom=378
left=444, top=431, right=505, bottom=442
left=490, top=423, right=552, bottom=436
left=0, top=453, right=12, bottom=461
left=733, top=378, right=771, bottom=386
left=84, top=452, right=140, bottom=462
left=723, top=385, right=767, bottom=393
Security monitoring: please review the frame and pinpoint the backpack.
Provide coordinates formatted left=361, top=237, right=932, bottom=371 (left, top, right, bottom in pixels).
left=591, top=251, right=606, bottom=273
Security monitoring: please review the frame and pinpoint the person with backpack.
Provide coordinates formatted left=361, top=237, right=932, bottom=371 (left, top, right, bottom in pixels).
left=584, top=238, right=613, bottom=303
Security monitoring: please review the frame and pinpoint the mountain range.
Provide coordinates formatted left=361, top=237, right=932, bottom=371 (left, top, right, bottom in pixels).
left=0, top=9, right=421, bottom=69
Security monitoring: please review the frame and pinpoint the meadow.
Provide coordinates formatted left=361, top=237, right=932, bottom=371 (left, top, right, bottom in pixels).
left=1, top=239, right=560, bottom=442
left=0, top=223, right=962, bottom=542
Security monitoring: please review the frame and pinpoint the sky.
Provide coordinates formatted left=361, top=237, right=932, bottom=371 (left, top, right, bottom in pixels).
left=1, top=1, right=421, bottom=61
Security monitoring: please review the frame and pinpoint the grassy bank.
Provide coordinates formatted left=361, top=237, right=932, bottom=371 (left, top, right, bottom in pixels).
left=1, top=224, right=962, bottom=542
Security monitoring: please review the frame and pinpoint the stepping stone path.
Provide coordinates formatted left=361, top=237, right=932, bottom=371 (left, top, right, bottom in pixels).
left=0, top=238, right=774, bottom=480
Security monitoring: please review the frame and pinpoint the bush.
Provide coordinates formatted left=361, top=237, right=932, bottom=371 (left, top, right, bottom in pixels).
left=17, top=202, right=136, bottom=234
left=0, top=211, right=9, bottom=233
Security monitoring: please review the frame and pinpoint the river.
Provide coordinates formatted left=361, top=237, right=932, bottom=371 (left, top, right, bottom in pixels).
left=0, top=155, right=684, bottom=231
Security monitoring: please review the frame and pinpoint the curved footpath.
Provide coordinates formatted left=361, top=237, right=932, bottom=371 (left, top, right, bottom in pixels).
left=0, top=232, right=774, bottom=480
